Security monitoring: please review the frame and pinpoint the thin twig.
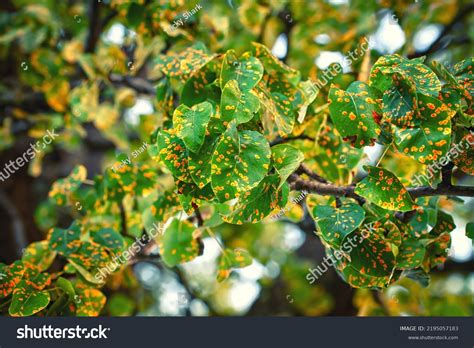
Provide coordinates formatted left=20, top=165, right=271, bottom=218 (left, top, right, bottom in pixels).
left=296, top=163, right=330, bottom=184
left=270, top=134, right=314, bottom=146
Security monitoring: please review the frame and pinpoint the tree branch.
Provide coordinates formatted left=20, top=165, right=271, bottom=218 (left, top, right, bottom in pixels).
left=270, top=134, right=314, bottom=146
left=85, top=0, right=102, bottom=53
left=192, top=203, right=204, bottom=227
left=408, top=184, right=474, bottom=198
left=109, top=74, right=156, bottom=95
left=288, top=173, right=474, bottom=202
left=296, top=163, right=330, bottom=184
left=409, top=3, right=474, bottom=58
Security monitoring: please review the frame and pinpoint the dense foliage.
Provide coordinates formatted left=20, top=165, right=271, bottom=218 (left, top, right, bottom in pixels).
left=0, top=0, right=473, bottom=317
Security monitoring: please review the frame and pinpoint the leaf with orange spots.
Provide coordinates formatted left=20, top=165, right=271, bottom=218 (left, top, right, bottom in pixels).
left=422, top=232, right=451, bottom=272
left=155, top=77, right=174, bottom=119
left=382, top=78, right=418, bottom=127
left=67, top=241, right=112, bottom=284
left=452, top=58, right=473, bottom=114
left=331, top=249, right=396, bottom=289
left=211, top=121, right=270, bottom=202
left=452, top=132, right=474, bottom=175
left=355, top=166, right=417, bottom=211
left=252, top=42, right=300, bottom=83
left=175, top=180, right=215, bottom=214
left=135, top=164, right=157, bottom=196
left=173, top=101, right=213, bottom=152
left=148, top=190, right=181, bottom=222
left=181, top=58, right=219, bottom=106
left=382, top=220, right=402, bottom=246
left=311, top=124, right=364, bottom=183
left=328, top=82, right=381, bottom=148
left=220, top=50, right=263, bottom=91
left=155, top=43, right=216, bottom=82
left=75, top=288, right=106, bottom=317
left=48, top=223, right=81, bottom=256
left=157, top=129, right=192, bottom=183
left=338, top=263, right=393, bottom=289
left=48, top=165, right=87, bottom=206
left=223, top=174, right=288, bottom=224
left=370, top=54, right=441, bottom=97
left=217, top=248, right=252, bottom=282
left=313, top=202, right=365, bottom=249
left=271, top=144, right=304, bottom=188
left=0, top=260, right=25, bottom=299
left=21, top=241, right=56, bottom=272
left=221, top=80, right=260, bottom=125
left=430, top=210, right=456, bottom=236
left=392, top=94, right=453, bottom=165
left=345, top=229, right=395, bottom=277
left=8, top=280, right=50, bottom=317
left=160, top=219, right=201, bottom=267
left=45, top=79, right=69, bottom=112
left=408, top=197, right=439, bottom=238
left=91, top=228, right=125, bottom=254
left=396, top=239, right=425, bottom=269
left=188, top=134, right=218, bottom=188
left=22, top=266, right=51, bottom=291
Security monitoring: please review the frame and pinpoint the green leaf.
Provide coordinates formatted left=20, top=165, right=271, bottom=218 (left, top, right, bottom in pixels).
left=403, top=269, right=430, bottom=287
left=126, top=3, right=145, bottom=28
left=21, top=241, right=56, bottom=271
left=156, top=44, right=216, bottom=81
left=149, top=190, right=181, bottom=222
left=22, top=266, right=51, bottom=290
left=157, top=129, right=192, bottom=183
left=90, top=228, right=125, bottom=254
left=430, top=210, right=456, bottom=236
left=328, top=82, right=381, bottom=147
left=452, top=132, right=474, bottom=175
left=211, top=122, right=270, bottom=201
left=430, top=60, right=459, bottom=86
left=220, top=50, right=263, bottom=91
left=160, top=219, right=201, bottom=267
left=217, top=248, right=252, bottom=282
left=56, top=277, right=76, bottom=300
left=252, top=42, right=300, bottom=83
left=223, top=175, right=289, bottom=224
left=9, top=280, right=50, bottom=317
left=173, top=101, right=213, bottom=152
left=48, top=165, right=87, bottom=206
left=188, top=135, right=218, bottom=188
left=107, top=293, right=135, bottom=316
left=75, top=287, right=106, bottom=316
left=48, top=223, right=81, bottom=256
left=181, top=58, right=219, bottom=106
left=0, top=261, right=25, bottom=298
left=383, top=220, right=402, bottom=246
left=346, top=230, right=395, bottom=277
left=382, top=78, right=417, bottom=127
left=396, top=239, right=426, bottom=269
left=221, top=80, right=260, bottom=125
left=355, top=166, right=417, bottom=211
left=466, top=222, right=474, bottom=239
left=422, top=232, right=451, bottom=271
left=313, top=202, right=365, bottom=248
left=271, top=144, right=304, bottom=188
left=370, top=54, right=441, bottom=97
left=338, top=264, right=392, bottom=289
left=392, top=94, right=453, bottom=165
left=272, top=92, right=297, bottom=136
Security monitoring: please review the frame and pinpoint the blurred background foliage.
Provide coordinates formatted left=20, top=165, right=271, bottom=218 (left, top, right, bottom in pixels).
left=0, top=0, right=473, bottom=316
